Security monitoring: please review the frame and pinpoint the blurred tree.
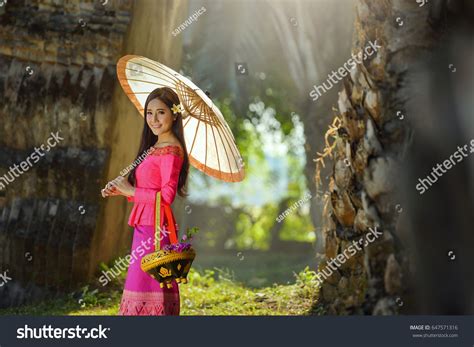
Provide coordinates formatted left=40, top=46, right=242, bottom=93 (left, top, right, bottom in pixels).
left=184, top=0, right=356, bottom=245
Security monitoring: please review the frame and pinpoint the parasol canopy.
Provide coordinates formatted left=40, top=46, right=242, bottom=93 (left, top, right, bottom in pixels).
left=117, top=55, right=245, bottom=183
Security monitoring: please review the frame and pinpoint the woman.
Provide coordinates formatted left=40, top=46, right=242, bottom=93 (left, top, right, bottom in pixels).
left=101, top=87, right=189, bottom=315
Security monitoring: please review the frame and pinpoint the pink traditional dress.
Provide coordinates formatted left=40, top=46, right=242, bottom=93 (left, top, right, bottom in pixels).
left=118, top=145, right=184, bottom=316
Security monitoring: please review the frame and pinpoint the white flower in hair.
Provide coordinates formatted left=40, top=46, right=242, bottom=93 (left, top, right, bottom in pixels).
left=171, top=103, right=183, bottom=114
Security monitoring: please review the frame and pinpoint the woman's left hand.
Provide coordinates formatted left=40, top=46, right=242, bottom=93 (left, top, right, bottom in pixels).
left=108, top=176, right=135, bottom=197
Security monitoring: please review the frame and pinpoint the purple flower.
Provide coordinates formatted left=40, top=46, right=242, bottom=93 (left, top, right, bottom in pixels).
left=163, top=242, right=192, bottom=253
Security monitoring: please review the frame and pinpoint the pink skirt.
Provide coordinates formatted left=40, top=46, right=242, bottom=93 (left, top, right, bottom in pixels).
left=118, top=224, right=180, bottom=315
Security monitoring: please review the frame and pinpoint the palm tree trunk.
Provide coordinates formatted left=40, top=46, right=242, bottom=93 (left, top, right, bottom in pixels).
left=316, top=0, right=449, bottom=315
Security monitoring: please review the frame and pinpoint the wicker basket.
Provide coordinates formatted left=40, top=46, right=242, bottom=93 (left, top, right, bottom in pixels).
left=141, top=248, right=196, bottom=288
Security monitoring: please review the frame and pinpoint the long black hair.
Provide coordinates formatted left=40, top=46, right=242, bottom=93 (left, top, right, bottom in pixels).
left=127, top=87, right=189, bottom=197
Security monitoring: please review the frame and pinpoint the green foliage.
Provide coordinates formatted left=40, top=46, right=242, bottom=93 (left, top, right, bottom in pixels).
left=190, top=92, right=314, bottom=249
left=234, top=206, right=277, bottom=249
left=70, top=285, right=101, bottom=308
left=181, top=226, right=200, bottom=243
left=280, top=206, right=315, bottom=242
left=293, top=266, right=321, bottom=301
left=294, top=266, right=319, bottom=287
left=187, top=268, right=216, bottom=287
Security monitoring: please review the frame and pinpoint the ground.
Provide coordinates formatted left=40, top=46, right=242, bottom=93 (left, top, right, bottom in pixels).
left=0, top=266, right=321, bottom=316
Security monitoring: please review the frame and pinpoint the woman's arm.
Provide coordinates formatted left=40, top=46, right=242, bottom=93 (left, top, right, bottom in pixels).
left=159, top=153, right=183, bottom=205
left=125, top=153, right=183, bottom=204
left=103, top=176, right=135, bottom=198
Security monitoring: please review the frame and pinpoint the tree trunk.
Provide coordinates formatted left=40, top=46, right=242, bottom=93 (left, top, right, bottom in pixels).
left=316, top=0, right=450, bottom=315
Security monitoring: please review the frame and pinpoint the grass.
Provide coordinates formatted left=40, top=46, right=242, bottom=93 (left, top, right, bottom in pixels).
left=192, top=251, right=319, bottom=288
left=0, top=266, right=320, bottom=316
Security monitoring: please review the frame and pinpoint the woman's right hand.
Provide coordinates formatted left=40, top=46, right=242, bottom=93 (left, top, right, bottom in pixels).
left=101, top=181, right=121, bottom=198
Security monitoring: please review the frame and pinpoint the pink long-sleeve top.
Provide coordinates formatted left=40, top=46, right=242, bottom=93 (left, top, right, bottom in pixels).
left=127, top=145, right=184, bottom=227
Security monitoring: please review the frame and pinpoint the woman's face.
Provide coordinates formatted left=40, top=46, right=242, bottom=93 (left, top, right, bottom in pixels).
left=146, top=98, right=175, bottom=136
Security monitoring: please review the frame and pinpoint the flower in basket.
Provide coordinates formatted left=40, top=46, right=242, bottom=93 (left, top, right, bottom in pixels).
left=163, top=242, right=192, bottom=252
left=162, top=227, right=199, bottom=253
